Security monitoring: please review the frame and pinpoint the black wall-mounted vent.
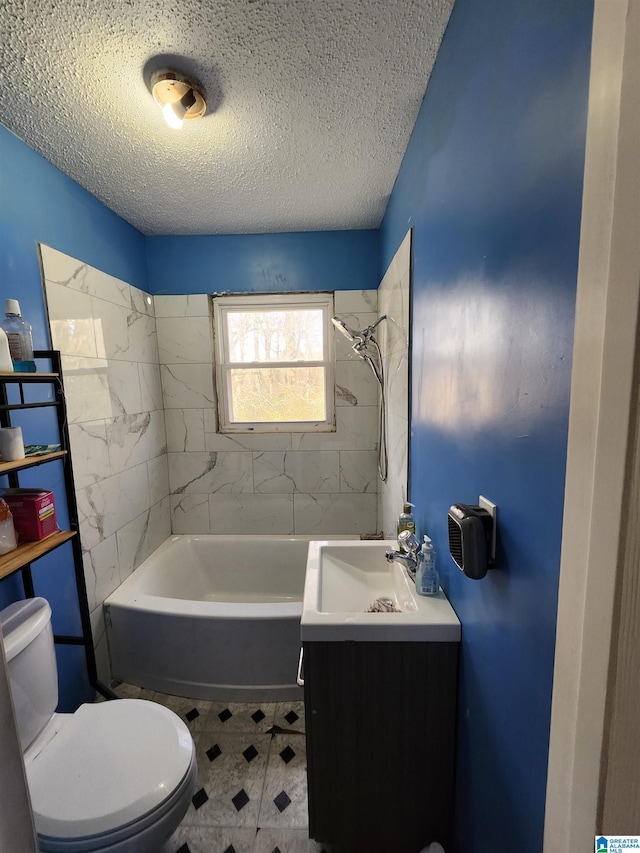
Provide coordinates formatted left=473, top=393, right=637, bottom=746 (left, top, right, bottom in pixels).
left=447, top=503, right=495, bottom=580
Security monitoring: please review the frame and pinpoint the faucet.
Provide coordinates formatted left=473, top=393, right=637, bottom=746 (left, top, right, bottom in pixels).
left=385, top=530, right=420, bottom=581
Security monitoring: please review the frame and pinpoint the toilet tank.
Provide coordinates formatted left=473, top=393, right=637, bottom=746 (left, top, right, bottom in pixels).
left=0, top=597, right=58, bottom=751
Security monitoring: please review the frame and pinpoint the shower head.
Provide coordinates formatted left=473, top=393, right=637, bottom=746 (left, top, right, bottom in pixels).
left=331, top=313, right=389, bottom=482
left=331, top=314, right=387, bottom=344
left=331, top=313, right=387, bottom=386
left=331, top=317, right=359, bottom=342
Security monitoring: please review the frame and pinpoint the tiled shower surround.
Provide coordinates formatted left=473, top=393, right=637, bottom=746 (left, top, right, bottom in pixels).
left=377, top=230, right=410, bottom=537
left=157, top=290, right=379, bottom=536
left=41, top=244, right=170, bottom=682
left=39, top=235, right=410, bottom=682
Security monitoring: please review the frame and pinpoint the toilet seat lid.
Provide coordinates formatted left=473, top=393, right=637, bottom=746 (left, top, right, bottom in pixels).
left=27, top=699, right=194, bottom=840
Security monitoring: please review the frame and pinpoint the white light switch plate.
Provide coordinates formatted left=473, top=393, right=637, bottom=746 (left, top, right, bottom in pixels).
left=479, top=495, right=497, bottom=560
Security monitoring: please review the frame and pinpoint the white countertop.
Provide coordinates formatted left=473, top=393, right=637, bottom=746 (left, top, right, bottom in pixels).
left=301, top=539, right=461, bottom=642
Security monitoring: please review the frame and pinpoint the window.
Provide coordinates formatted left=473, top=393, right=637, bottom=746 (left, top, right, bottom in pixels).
left=212, top=293, right=335, bottom=433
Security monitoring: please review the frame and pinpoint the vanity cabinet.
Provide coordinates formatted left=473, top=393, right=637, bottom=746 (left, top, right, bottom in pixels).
left=303, top=639, right=458, bottom=853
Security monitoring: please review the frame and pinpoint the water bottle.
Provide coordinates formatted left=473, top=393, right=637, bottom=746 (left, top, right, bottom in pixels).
left=0, top=327, right=13, bottom=372
left=1, top=300, right=36, bottom=372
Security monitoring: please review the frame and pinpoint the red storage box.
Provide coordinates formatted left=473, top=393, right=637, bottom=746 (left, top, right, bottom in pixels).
left=2, top=489, right=58, bottom=541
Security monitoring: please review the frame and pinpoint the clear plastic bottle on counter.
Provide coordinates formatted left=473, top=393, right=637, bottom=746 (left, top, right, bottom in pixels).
left=416, top=535, right=439, bottom=596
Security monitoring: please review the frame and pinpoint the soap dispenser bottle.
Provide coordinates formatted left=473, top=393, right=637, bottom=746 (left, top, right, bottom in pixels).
left=416, top=535, right=439, bottom=596
left=397, top=502, right=416, bottom=547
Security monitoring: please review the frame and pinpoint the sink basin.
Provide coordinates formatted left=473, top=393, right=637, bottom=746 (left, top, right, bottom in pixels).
left=302, top=540, right=461, bottom=642
left=318, top=543, right=421, bottom=612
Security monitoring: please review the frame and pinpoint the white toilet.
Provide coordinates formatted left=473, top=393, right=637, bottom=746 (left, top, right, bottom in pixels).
left=0, top=597, right=197, bottom=852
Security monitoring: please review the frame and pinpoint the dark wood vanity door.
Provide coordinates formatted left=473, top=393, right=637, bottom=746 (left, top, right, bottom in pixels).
left=303, top=640, right=458, bottom=853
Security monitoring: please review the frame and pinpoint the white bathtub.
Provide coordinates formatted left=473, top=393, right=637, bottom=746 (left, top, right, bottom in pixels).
left=104, top=534, right=348, bottom=701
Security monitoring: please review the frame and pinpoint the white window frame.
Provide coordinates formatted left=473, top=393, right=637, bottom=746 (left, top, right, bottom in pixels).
left=212, top=292, right=336, bottom=433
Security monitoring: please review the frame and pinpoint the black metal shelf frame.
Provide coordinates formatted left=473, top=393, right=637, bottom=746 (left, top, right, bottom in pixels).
left=0, top=349, right=115, bottom=700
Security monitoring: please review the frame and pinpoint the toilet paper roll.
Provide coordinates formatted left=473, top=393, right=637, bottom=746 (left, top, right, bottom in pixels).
left=0, top=427, right=25, bottom=462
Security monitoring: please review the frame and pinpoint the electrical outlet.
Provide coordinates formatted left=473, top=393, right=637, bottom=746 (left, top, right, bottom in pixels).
left=479, top=495, right=497, bottom=560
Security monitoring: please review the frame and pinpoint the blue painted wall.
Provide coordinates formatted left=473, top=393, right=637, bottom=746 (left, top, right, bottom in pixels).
left=381, top=1, right=593, bottom=851
left=0, top=125, right=148, bottom=306
left=1, top=0, right=595, bottom=832
left=0, top=125, right=148, bottom=709
left=147, top=230, right=380, bottom=294
left=0, top=125, right=379, bottom=708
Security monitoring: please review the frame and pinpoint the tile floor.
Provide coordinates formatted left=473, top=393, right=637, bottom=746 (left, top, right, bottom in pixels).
left=109, top=683, right=330, bottom=853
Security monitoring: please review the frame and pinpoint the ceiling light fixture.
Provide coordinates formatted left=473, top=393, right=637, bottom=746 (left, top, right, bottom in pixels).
left=150, top=69, right=206, bottom=130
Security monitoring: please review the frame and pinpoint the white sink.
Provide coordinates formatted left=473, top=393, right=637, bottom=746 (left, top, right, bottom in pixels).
left=301, top=540, right=461, bottom=642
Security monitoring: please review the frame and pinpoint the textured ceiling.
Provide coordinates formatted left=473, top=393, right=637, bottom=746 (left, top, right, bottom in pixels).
left=0, top=0, right=454, bottom=236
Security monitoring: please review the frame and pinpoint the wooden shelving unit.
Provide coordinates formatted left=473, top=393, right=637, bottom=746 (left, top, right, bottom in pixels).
left=0, top=351, right=113, bottom=699
left=0, top=530, right=76, bottom=582
left=0, top=450, right=67, bottom=478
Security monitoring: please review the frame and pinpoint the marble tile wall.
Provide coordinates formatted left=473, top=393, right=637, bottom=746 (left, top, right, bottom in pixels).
left=158, top=291, right=380, bottom=535
left=38, top=244, right=406, bottom=681
left=40, top=246, right=170, bottom=683
left=377, top=230, right=411, bottom=538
